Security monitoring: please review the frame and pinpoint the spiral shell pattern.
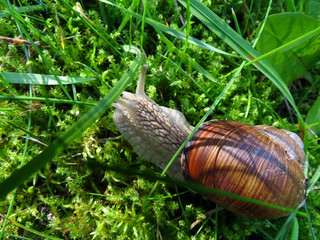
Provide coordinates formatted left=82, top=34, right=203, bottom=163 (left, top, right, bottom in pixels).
left=182, top=119, right=305, bottom=219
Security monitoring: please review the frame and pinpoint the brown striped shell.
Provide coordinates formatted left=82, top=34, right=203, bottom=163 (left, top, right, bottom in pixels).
left=181, top=119, right=306, bottom=219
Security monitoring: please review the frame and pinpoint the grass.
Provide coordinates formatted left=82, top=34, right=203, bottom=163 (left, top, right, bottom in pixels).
left=0, top=0, right=319, bottom=239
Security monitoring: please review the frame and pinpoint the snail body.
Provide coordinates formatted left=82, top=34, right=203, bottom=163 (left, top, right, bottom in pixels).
left=113, top=65, right=306, bottom=219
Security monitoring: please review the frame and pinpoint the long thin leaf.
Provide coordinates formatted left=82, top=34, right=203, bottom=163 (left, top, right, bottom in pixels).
left=307, top=163, right=320, bottom=194
left=290, top=217, right=299, bottom=240
left=0, top=4, right=47, bottom=17
left=0, top=73, right=95, bottom=85
left=0, top=95, right=95, bottom=106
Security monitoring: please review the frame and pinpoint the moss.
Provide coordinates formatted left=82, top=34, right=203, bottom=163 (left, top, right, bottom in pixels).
left=0, top=0, right=319, bottom=239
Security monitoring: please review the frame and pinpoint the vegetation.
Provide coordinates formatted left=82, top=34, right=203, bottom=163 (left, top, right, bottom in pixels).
left=0, top=0, right=319, bottom=239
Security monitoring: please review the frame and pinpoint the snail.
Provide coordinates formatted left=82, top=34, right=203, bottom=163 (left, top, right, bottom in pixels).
left=112, top=65, right=306, bottom=219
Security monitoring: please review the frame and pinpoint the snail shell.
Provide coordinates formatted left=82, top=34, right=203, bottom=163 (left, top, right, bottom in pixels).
left=182, top=119, right=306, bottom=219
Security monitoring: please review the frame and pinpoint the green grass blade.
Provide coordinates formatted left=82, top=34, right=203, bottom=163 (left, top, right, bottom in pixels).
left=0, top=73, right=95, bottom=85
left=0, top=95, right=95, bottom=106
left=307, top=163, right=320, bottom=194
left=0, top=52, right=141, bottom=200
left=115, top=0, right=140, bottom=34
left=140, top=0, right=148, bottom=50
left=0, top=4, right=47, bottom=18
left=0, top=215, right=62, bottom=240
left=290, top=217, right=299, bottom=240
left=303, top=201, right=317, bottom=239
